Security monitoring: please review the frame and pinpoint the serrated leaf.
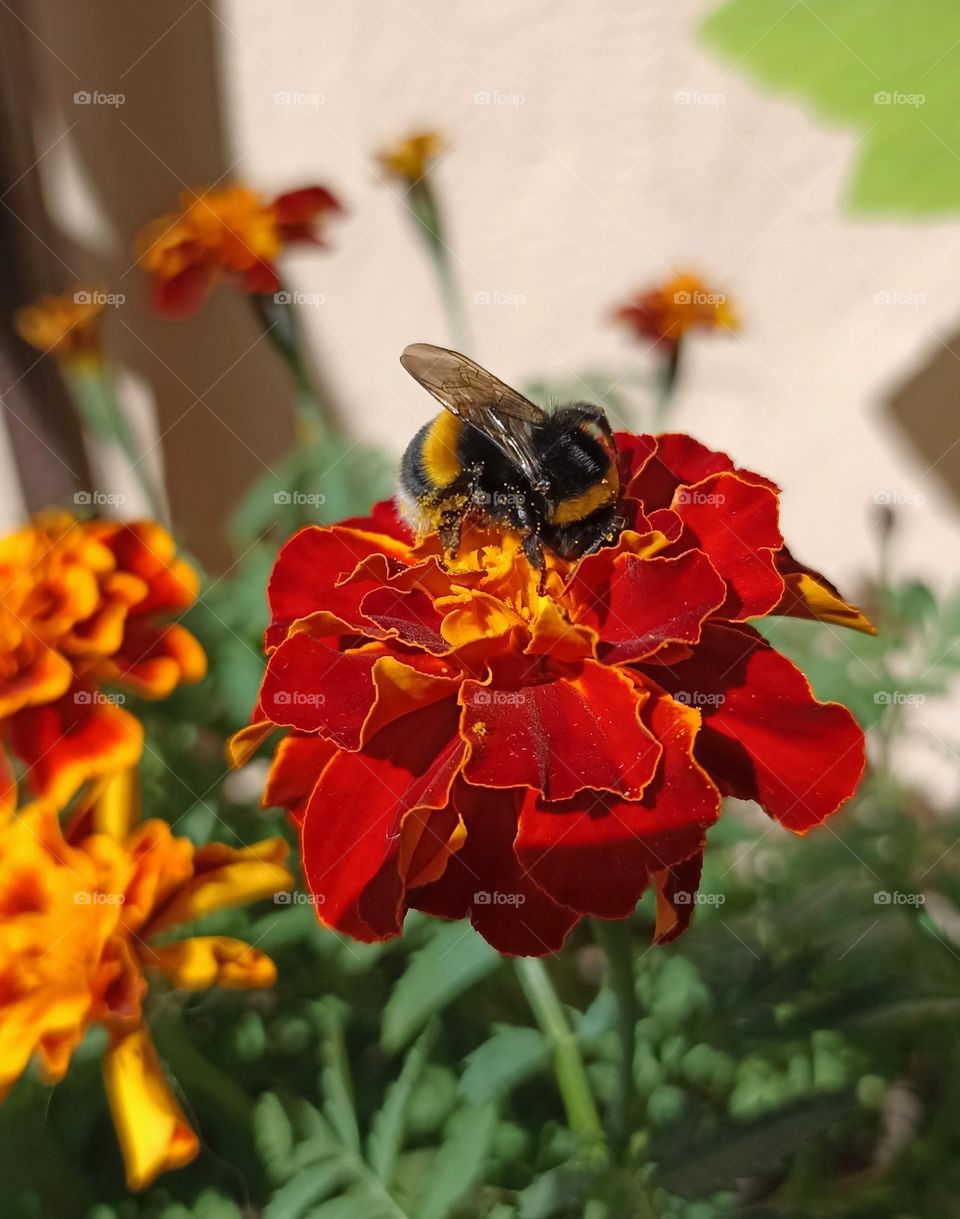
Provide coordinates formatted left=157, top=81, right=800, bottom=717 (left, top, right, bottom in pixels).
left=381, top=921, right=501, bottom=1052
left=255, top=1093, right=296, bottom=1183
left=418, top=1104, right=498, bottom=1219
left=368, top=1022, right=438, bottom=1186
left=262, top=1160, right=357, bottom=1219
left=459, top=1027, right=549, bottom=1104
left=314, top=1000, right=361, bottom=1153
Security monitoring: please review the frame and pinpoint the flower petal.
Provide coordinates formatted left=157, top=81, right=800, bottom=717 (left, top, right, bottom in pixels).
left=461, top=662, right=661, bottom=801
left=263, top=732, right=339, bottom=823
left=652, top=850, right=704, bottom=943
left=641, top=623, right=865, bottom=832
left=301, top=698, right=464, bottom=940
left=145, top=837, right=292, bottom=935
left=145, top=936, right=277, bottom=990
left=566, top=550, right=726, bottom=662
left=514, top=689, right=720, bottom=918
left=9, top=691, right=143, bottom=809
left=772, top=549, right=876, bottom=634
left=102, top=1026, right=200, bottom=1191
left=411, top=783, right=580, bottom=956
left=671, top=473, right=784, bottom=619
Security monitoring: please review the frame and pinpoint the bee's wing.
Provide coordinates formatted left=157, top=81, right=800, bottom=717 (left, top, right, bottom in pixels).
left=401, top=343, right=548, bottom=489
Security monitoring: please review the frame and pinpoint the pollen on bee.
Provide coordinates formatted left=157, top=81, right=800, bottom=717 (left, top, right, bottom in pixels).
left=472, top=721, right=487, bottom=737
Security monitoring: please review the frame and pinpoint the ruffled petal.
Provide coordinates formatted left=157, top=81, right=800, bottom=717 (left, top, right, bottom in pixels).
left=461, top=661, right=661, bottom=801
left=640, top=623, right=865, bottom=832
left=652, top=850, right=704, bottom=943
left=145, top=936, right=277, bottom=990
left=263, top=733, right=339, bottom=823
left=411, top=783, right=579, bottom=956
left=300, top=698, right=464, bottom=940
left=671, top=473, right=784, bottom=619
left=772, top=549, right=876, bottom=634
left=102, top=1026, right=200, bottom=1191
left=514, top=689, right=720, bottom=918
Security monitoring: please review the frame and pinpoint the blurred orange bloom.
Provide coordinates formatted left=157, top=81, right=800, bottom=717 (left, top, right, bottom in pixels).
left=14, top=288, right=107, bottom=365
left=0, top=766, right=292, bottom=1190
left=614, top=272, right=738, bottom=352
left=0, top=512, right=206, bottom=808
left=378, top=131, right=444, bottom=184
left=136, top=183, right=342, bottom=318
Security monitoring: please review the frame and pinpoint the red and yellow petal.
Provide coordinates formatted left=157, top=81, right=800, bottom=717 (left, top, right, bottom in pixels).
left=300, top=698, right=464, bottom=940
left=772, top=549, right=876, bottom=634
left=641, top=622, right=865, bottom=832
left=461, top=662, right=661, bottom=802
left=514, top=689, right=720, bottom=918
left=145, top=936, right=277, bottom=990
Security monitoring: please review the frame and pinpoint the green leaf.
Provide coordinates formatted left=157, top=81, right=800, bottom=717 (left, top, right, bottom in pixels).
left=381, top=921, right=501, bottom=1052
left=459, top=1026, right=549, bottom=1104
left=303, top=1192, right=397, bottom=1219
left=255, top=1093, right=297, bottom=1183
left=262, top=1161, right=357, bottom=1219
left=654, top=1093, right=854, bottom=1196
left=314, top=1001, right=361, bottom=1154
left=418, top=1104, right=498, bottom=1219
left=701, top=0, right=960, bottom=213
left=367, top=1022, right=438, bottom=1186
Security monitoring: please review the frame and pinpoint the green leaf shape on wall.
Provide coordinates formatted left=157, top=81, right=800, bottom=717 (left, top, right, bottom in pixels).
left=701, top=0, right=960, bottom=213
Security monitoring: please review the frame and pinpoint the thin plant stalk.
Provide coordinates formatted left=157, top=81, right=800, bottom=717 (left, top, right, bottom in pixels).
left=514, top=956, right=605, bottom=1151
left=406, top=180, right=468, bottom=343
left=593, top=918, right=639, bottom=1152
left=63, top=363, right=164, bottom=520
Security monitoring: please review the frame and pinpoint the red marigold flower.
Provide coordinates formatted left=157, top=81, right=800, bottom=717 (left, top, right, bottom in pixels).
left=136, top=184, right=343, bottom=319
left=232, top=433, right=873, bottom=956
left=614, top=272, right=738, bottom=353
left=0, top=512, right=206, bottom=807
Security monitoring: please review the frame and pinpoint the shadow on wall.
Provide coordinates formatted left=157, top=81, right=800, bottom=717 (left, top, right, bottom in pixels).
left=24, top=0, right=297, bottom=568
left=886, top=328, right=960, bottom=514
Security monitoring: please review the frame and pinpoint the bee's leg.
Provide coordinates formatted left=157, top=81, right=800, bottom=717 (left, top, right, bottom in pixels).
left=438, top=509, right=464, bottom=558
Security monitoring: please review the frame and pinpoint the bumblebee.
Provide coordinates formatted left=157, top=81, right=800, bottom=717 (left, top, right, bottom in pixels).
left=398, top=343, right=623, bottom=569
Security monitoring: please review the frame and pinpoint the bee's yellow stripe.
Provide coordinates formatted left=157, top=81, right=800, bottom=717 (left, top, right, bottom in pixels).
left=421, top=412, right=463, bottom=488
left=548, top=462, right=619, bottom=525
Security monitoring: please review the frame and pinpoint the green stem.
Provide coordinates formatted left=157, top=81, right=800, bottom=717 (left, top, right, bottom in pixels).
left=653, top=341, right=682, bottom=431
left=407, top=180, right=468, bottom=343
left=63, top=362, right=164, bottom=519
left=593, top=919, right=638, bottom=1153
left=249, top=289, right=340, bottom=443
left=514, top=957, right=605, bottom=1152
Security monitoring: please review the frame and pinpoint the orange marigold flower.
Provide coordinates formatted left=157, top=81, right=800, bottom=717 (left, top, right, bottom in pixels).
left=0, top=766, right=292, bottom=1190
left=614, top=272, right=738, bottom=352
left=136, top=183, right=342, bottom=319
left=0, top=512, right=206, bottom=808
left=378, top=131, right=444, bottom=184
left=14, top=288, right=107, bottom=365
left=232, top=432, right=873, bottom=956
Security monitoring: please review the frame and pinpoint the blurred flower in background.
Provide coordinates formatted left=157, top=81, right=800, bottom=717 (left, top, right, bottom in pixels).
left=136, top=183, right=342, bottom=319
left=14, top=288, right=107, bottom=367
left=0, top=513, right=205, bottom=807
left=377, top=130, right=444, bottom=184
left=0, top=766, right=291, bottom=1190
left=233, top=433, right=870, bottom=955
